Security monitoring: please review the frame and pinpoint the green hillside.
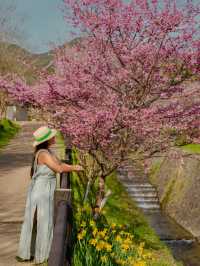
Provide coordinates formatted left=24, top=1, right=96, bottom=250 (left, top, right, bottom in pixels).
left=0, top=39, right=82, bottom=82
left=0, top=42, right=53, bottom=83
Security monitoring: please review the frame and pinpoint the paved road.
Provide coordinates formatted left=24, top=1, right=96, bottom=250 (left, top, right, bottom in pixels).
left=0, top=121, right=62, bottom=266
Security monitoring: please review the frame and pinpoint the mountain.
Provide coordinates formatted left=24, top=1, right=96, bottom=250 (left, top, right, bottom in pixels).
left=0, top=42, right=53, bottom=83
left=0, top=38, right=84, bottom=83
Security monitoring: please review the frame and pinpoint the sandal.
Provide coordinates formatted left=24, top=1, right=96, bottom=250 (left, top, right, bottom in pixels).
left=15, top=255, right=34, bottom=262
left=34, top=259, right=48, bottom=265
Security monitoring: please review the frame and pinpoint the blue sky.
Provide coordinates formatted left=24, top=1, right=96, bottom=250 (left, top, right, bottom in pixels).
left=0, top=0, right=198, bottom=54
left=0, top=0, right=71, bottom=54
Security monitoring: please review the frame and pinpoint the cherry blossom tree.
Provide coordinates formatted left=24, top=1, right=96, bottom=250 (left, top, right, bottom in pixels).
left=1, top=0, right=200, bottom=207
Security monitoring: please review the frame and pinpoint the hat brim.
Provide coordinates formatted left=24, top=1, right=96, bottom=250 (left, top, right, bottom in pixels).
left=33, top=129, right=57, bottom=147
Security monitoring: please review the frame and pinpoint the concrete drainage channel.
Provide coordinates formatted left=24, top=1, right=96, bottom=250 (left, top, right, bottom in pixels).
left=117, top=162, right=200, bottom=266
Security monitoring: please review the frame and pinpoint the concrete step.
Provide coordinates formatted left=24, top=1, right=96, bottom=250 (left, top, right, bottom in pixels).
left=137, top=203, right=160, bottom=210
left=133, top=198, right=159, bottom=203
left=143, top=209, right=160, bottom=213
left=124, top=183, right=154, bottom=188
left=126, top=187, right=156, bottom=193
left=129, top=192, right=158, bottom=197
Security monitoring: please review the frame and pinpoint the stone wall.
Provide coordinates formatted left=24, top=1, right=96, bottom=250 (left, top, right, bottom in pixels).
left=149, top=149, right=200, bottom=239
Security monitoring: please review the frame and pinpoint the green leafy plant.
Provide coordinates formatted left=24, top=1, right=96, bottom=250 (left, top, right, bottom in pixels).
left=0, top=119, right=20, bottom=149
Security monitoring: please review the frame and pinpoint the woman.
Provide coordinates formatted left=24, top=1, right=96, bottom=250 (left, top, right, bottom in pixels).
left=16, top=126, right=83, bottom=264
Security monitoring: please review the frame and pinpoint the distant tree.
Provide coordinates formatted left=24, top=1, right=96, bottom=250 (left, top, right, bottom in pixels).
left=0, top=2, right=26, bottom=119
left=0, top=3, right=54, bottom=119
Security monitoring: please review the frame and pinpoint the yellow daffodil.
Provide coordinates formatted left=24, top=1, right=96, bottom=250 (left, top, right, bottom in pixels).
left=116, top=258, right=126, bottom=265
left=139, top=242, right=145, bottom=248
left=121, top=243, right=130, bottom=251
left=123, top=237, right=132, bottom=245
left=100, top=255, right=108, bottom=263
left=115, top=235, right=122, bottom=242
left=111, top=252, right=115, bottom=258
left=80, top=221, right=86, bottom=228
left=99, top=229, right=107, bottom=238
left=96, top=241, right=105, bottom=251
left=143, top=251, right=153, bottom=260
left=104, top=243, right=112, bottom=252
left=77, top=230, right=86, bottom=240
left=92, top=228, right=98, bottom=237
left=89, top=238, right=97, bottom=246
left=89, top=220, right=95, bottom=227
left=137, top=243, right=144, bottom=256
left=111, top=223, right=116, bottom=229
left=77, top=233, right=83, bottom=240
left=127, top=256, right=135, bottom=263
left=133, top=261, right=147, bottom=266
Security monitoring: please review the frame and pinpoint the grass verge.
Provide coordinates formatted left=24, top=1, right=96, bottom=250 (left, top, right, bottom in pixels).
left=0, top=119, right=20, bottom=149
left=180, top=143, right=200, bottom=154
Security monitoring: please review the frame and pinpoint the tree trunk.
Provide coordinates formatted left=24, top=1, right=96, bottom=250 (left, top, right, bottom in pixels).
left=96, top=176, right=105, bottom=209
left=0, top=91, right=8, bottom=120
left=83, top=179, right=91, bottom=203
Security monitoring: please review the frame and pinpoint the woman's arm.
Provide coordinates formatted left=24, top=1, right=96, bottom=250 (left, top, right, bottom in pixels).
left=38, top=151, right=83, bottom=173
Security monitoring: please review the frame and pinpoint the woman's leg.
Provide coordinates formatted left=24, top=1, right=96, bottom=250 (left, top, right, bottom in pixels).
left=34, top=183, right=54, bottom=264
left=17, top=194, right=36, bottom=260
left=30, top=208, right=37, bottom=257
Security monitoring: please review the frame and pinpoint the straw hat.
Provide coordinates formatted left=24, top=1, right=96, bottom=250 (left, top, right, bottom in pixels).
left=33, top=126, right=57, bottom=147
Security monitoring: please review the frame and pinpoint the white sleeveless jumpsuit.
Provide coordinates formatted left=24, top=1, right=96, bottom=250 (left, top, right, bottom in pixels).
left=17, top=149, right=56, bottom=264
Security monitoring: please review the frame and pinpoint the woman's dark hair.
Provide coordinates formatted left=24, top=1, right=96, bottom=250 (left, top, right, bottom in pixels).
left=30, top=141, right=50, bottom=178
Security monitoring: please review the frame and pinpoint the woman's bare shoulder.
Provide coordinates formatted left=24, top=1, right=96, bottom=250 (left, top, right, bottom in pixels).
left=37, top=150, right=52, bottom=164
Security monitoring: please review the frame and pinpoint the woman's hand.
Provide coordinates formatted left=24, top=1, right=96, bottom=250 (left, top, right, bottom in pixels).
left=74, top=165, right=84, bottom=171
